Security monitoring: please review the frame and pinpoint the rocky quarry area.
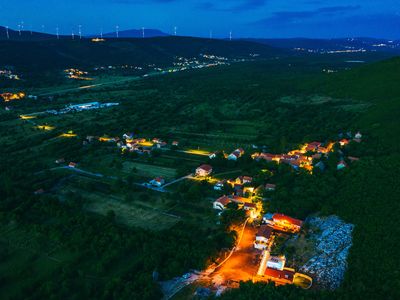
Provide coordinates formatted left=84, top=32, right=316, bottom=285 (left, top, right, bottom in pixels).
left=300, top=215, right=354, bottom=289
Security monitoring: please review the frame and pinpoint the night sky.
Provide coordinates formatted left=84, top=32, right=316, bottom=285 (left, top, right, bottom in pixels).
left=2, top=0, right=400, bottom=38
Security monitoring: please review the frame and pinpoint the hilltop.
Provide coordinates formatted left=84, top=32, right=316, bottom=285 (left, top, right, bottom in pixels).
left=101, top=28, right=169, bottom=38
left=0, top=36, right=283, bottom=71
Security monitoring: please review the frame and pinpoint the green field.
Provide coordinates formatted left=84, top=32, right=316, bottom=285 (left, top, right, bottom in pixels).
left=122, top=161, right=177, bottom=180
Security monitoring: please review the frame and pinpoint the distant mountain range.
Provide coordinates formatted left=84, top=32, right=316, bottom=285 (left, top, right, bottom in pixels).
left=0, top=26, right=169, bottom=41
left=1, top=25, right=399, bottom=54
left=0, top=26, right=56, bottom=41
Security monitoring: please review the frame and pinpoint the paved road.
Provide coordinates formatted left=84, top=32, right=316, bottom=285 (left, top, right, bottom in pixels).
left=37, top=71, right=166, bottom=97
left=161, top=219, right=250, bottom=300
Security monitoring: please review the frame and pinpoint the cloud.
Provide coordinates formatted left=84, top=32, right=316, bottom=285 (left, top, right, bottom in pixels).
left=252, top=5, right=361, bottom=26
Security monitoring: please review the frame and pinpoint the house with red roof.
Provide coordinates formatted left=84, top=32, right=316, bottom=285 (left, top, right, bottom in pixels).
left=235, top=176, right=253, bottom=185
left=254, top=225, right=274, bottom=250
left=150, top=177, right=165, bottom=187
left=263, top=268, right=295, bottom=285
left=195, top=164, right=213, bottom=177
left=339, top=139, right=350, bottom=146
left=265, top=183, right=276, bottom=191
left=213, top=195, right=232, bottom=210
left=228, top=148, right=245, bottom=161
left=272, top=213, right=303, bottom=233
left=306, top=142, right=322, bottom=152
left=337, top=160, right=348, bottom=170
left=243, top=202, right=256, bottom=211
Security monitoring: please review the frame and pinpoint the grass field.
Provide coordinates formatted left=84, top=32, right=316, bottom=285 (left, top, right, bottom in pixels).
left=122, top=161, right=177, bottom=180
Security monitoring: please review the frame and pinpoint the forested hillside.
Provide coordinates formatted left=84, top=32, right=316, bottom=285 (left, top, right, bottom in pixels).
left=218, top=57, right=400, bottom=300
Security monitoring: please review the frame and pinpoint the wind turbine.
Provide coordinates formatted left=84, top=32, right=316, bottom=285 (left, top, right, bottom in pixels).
left=72, top=29, right=75, bottom=40
left=116, top=25, right=119, bottom=38
left=229, top=31, right=232, bottom=41
left=209, top=30, right=213, bottom=39
left=78, top=25, right=82, bottom=39
left=41, top=24, right=45, bottom=33
left=142, top=27, right=145, bottom=38
left=56, top=26, right=59, bottom=39
left=5, top=26, right=9, bottom=39
left=17, top=24, right=21, bottom=36
left=100, top=27, right=103, bottom=39
left=174, top=26, right=177, bottom=36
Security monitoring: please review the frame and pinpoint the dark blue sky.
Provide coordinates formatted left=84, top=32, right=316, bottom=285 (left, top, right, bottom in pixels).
left=2, top=0, right=400, bottom=38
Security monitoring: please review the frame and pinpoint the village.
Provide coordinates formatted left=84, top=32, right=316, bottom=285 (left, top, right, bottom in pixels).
left=2, top=51, right=364, bottom=298
left=17, top=106, right=361, bottom=296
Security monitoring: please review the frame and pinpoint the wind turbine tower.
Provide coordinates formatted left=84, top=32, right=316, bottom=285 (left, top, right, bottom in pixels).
left=78, top=25, right=82, bottom=39
left=174, top=26, right=177, bottom=36
left=17, top=24, right=21, bottom=36
left=209, top=30, right=213, bottom=39
left=56, top=27, right=59, bottom=39
left=72, top=29, right=75, bottom=40
left=100, top=28, right=103, bottom=39
left=229, top=31, right=232, bottom=41
left=5, top=26, right=9, bottom=39
left=142, top=27, right=145, bottom=38
left=116, top=25, right=119, bottom=38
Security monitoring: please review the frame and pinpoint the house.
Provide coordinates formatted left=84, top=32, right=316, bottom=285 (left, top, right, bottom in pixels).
left=235, top=176, right=253, bottom=185
left=228, top=148, right=244, bottom=161
left=55, top=158, right=65, bottom=164
left=272, top=213, right=303, bottom=233
left=263, top=268, right=295, bottom=285
left=348, top=156, right=360, bottom=162
left=209, top=152, right=218, bottom=159
left=312, top=153, right=322, bottom=160
left=213, top=196, right=231, bottom=210
left=252, top=152, right=281, bottom=163
left=267, top=256, right=286, bottom=271
left=231, top=195, right=248, bottom=204
left=68, top=162, right=77, bottom=168
left=306, top=142, right=322, bottom=152
left=195, top=164, right=213, bottom=177
left=265, top=183, right=276, bottom=191
left=354, top=132, right=362, bottom=139
left=34, top=188, right=44, bottom=195
left=254, top=225, right=274, bottom=250
left=214, top=180, right=225, bottom=191
left=150, top=177, right=165, bottom=187
left=337, top=160, right=347, bottom=170
left=315, top=161, right=325, bottom=171
left=172, top=141, right=179, bottom=147
left=243, top=202, right=256, bottom=211
left=339, top=139, right=350, bottom=146
left=263, top=213, right=274, bottom=224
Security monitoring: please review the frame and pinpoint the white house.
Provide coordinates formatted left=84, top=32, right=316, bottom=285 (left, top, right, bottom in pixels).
left=213, top=196, right=231, bottom=210
left=267, top=256, right=286, bottom=271
left=227, top=148, right=244, bottom=161
left=254, top=225, right=274, bottom=250
left=337, top=160, right=347, bottom=170
left=214, top=180, right=225, bottom=191
left=265, top=183, right=276, bottom=191
left=195, top=164, right=213, bottom=177
left=150, top=177, right=165, bottom=187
